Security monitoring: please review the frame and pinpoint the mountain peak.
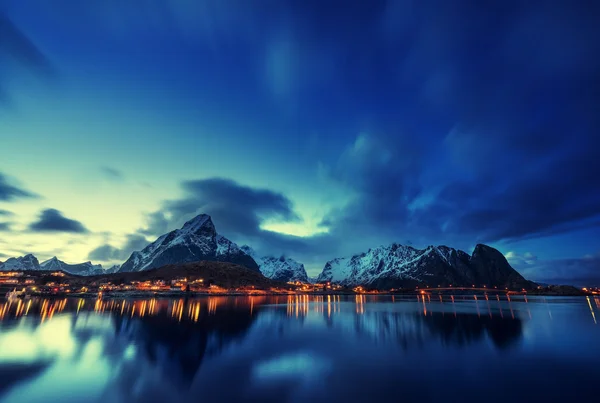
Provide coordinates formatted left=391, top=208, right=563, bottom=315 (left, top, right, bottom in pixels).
left=472, top=244, right=502, bottom=258
left=0, top=254, right=41, bottom=271
left=37, top=256, right=103, bottom=275
left=470, top=244, right=531, bottom=288
left=118, top=214, right=259, bottom=273
left=240, top=246, right=308, bottom=282
left=181, top=214, right=215, bottom=236
left=41, top=256, right=59, bottom=266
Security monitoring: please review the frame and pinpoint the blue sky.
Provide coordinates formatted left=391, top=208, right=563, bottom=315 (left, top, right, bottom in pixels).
left=1, top=1, right=599, bottom=284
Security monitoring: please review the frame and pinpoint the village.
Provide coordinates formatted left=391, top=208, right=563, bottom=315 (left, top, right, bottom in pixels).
left=0, top=270, right=356, bottom=298
left=2, top=270, right=597, bottom=299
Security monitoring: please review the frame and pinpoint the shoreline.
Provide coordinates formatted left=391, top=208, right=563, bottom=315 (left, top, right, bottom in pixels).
left=10, top=289, right=591, bottom=299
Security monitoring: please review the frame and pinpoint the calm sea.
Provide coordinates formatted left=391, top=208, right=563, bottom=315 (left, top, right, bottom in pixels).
left=0, top=295, right=598, bottom=402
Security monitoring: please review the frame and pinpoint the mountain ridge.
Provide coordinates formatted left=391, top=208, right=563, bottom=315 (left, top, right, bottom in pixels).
left=1, top=213, right=535, bottom=289
left=118, top=214, right=259, bottom=273
left=40, top=256, right=104, bottom=276
left=317, top=242, right=534, bottom=289
left=0, top=254, right=107, bottom=276
left=240, top=245, right=309, bottom=283
left=0, top=254, right=40, bottom=271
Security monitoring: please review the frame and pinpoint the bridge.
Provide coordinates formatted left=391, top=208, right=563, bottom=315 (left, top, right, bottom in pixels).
left=416, top=287, right=528, bottom=295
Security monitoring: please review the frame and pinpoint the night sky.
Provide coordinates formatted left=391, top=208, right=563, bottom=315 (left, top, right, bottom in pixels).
left=1, top=1, right=599, bottom=285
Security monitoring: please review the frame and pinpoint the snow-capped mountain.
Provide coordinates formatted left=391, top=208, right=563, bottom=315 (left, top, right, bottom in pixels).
left=106, top=264, right=121, bottom=274
left=240, top=246, right=309, bottom=283
left=118, top=214, right=259, bottom=273
left=40, top=257, right=104, bottom=276
left=0, top=254, right=107, bottom=276
left=0, top=254, right=40, bottom=271
left=317, top=243, right=533, bottom=289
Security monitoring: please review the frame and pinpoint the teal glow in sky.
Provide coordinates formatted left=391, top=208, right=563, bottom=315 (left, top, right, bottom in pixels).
left=1, top=1, right=600, bottom=283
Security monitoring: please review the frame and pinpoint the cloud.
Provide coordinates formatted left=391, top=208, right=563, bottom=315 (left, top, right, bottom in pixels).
left=0, top=13, right=53, bottom=72
left=324, top=133, right=422, bottom=231
left=511, top=255, right=600, bottom=287
left=419, top=143, right=600, bottom=244
left=137, top=178, right=322, bottom=258
left=88, top=234, right=148, bottom=262
left=138, top=211, right=170, bottom=237
left=505, top=251, right=539, bottom=266
left=143, top=178, right=300, bottom=237
left=383, top=2, right=600, bottom=245
left=49, top=1, right=386, bottom=106
left=306, top=2, right=600, bottom=256
left=100, top=166, right=124, bottom=181
left=29, top=209, right=89, bottom=233
left=77, top=1, right=600, bottom=256
left=310, top=132, right=445, bottom=258
left=314, top=125, right=600, bottom=270
left=1, top=2, right=597, bottom=280
left=0, top=222, right=11, bottom=231
left=86, top=178, right=320, bottom=266
left=0, top=12, right=55, bottom=105
left=0, top=173, right=38, bottom=201
left=88, top=245, right=119, bottom=261
left=0, top=209, right=14, bottom=216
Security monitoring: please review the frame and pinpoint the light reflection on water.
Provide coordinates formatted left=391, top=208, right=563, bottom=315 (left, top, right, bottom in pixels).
left=0, top=295, right=598, bottom=403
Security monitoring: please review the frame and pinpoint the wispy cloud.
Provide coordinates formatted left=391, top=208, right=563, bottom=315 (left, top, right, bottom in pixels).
left=100, top=166, right=124, bottom=181
left=511, top=255, right=600, bottom=287
left=0, top=173, right=38, bottom=201
left=0, top=12, right=55, bottom=106
left=88, top=234, right=148, bottom=262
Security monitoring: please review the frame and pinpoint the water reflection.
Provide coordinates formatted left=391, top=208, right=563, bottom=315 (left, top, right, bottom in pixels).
left=0, top=295, right=598, bottom=403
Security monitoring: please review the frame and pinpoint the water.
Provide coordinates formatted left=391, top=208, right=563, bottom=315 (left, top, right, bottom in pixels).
left=0, top=295, right=598, bottom=402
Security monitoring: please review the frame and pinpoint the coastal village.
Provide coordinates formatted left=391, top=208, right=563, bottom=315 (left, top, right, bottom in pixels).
left=1, top=270, right=597, bottom=299
left=0, top=270, right=348, bottom=298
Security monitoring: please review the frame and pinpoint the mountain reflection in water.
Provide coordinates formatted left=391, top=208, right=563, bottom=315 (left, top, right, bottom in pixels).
left=0, top=295, right=599, bottom=403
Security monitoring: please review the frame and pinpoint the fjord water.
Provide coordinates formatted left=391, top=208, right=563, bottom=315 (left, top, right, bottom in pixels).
left=0, top=295, right=598, bottom=403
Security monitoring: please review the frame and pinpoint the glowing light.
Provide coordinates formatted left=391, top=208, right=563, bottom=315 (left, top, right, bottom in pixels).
left=586, top=296, right=597, bottom=325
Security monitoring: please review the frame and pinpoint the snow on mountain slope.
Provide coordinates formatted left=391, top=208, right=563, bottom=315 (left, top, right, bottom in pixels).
left=0, top=254, right=40, bottom=271
left=40, top=257, right=104, bottom=276
left=317, top=244, right=429, bottom=286
left=240, top=246, right=308, bottom=282
left=316, top=243, right=532, bottom=289
left=0, top=254, right=106, bottom=275
left=118, top=214, right=259, bottom=273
